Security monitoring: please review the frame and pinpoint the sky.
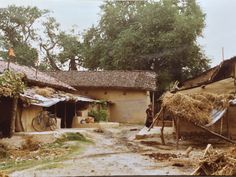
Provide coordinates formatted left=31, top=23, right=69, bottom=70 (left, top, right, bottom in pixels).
left=0, top=0, right=235, bottom=67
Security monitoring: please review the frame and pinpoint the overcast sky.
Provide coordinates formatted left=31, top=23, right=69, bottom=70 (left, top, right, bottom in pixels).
left=0, top=0, right=235, bottom=67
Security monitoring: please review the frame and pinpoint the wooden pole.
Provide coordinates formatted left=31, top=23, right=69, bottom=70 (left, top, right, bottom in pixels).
left=148, top=107, right=163, bottom=131
left=9, top=97, right=18, bottom=137
left=226, top=109, right=230, bottom=138
left=195, top=123, right=236, bottom=144
left=64, top=103, right=67, bottom=128
left=176, top=118, right=180, bottom=149
left=220, top=115, right=223, bottom=135
left=152, top=92, right=155, bottom=117
left=7, top=58, right=10, bottom=70
left=160, top=108, right=165, bottom=145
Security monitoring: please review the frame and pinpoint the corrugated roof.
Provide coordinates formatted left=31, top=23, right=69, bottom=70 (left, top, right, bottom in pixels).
left=0, top=60, right=75, bottom=91
left=20, top=87, right=100, bottom=107
left=180, top=56, right=236, bottom=90
left=48, top=70, right=157, bottom=91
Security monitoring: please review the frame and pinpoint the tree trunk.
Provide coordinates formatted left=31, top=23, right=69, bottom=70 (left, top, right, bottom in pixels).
left=69, top=58, right=77, bottom=70
left=9, top=97, right=18, bottom=137
left=48, top=55, right=60, bottom=71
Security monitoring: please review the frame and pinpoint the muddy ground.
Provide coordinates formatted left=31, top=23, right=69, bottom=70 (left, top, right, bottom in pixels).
left=0, top=124, right=234, bottom=176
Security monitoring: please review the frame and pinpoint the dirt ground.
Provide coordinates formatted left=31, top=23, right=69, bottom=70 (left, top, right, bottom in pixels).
left=5, top=124, right=235, bottom=177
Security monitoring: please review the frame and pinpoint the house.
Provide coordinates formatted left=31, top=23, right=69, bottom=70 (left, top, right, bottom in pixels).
left=0, top=61, right=101, bottom=134
left=48, top=70, right=157, bottom=124
left=175, top=57, right=236, bottom=139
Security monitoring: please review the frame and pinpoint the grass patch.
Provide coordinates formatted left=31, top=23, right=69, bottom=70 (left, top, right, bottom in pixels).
left=56, top=132, right=89, bottom=142
left=36, top=163, right=64, bottom=170
left=0, top=132, right=92, bottom=174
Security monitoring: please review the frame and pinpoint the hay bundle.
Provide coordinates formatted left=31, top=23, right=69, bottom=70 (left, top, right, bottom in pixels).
left=193, top=147, right=236, bottom=175
left=162, top=92, right=234, bottom=125
left=34, top=87, right=55, bottom=97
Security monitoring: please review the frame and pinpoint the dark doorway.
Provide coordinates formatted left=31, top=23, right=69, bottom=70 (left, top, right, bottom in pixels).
left=54, top=101, right=76, bottom=128
left=0, top=97, right=13, bottom=137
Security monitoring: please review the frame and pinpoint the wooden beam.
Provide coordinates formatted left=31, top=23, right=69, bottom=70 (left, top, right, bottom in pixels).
left=176, top=118, right=180, bottom=149
left=148, top=107, right=163, bottom=131
left=195, top=123, right=236, bottom=144
left=64, top=103, right=67, bottom=128
left=226, top=109, right=230, bottom=138
left=220, top=115, right=223, bottom=135
left=152, top=92, right=155, bottom=117
left=160, top=108, right=165, bottom=145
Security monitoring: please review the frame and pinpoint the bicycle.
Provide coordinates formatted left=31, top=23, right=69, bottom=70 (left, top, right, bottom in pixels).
left=32, top=111, right=58, bottom=132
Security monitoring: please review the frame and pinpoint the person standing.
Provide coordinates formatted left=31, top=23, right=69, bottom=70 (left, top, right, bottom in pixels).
left=145, top=104, right=153, bottom=128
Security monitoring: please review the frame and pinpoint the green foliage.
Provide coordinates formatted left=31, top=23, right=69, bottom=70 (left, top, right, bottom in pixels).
left=82, top=0, right=210, bottom=92
left=0, top=5, right=48, bottom=67
left=88, top=109, right=108, bottom=122
left=57, top=32, right=82, bottom=70
left=0, top=70, right=25, bottom=97
left=40, top=17, right=82, bottom=71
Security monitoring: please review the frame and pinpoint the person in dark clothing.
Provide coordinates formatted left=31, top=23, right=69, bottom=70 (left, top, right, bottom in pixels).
left=145, top=104, right=153, bottom=128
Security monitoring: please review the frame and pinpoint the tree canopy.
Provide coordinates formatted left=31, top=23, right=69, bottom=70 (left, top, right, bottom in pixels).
left=0, top=5, right=47, bottom=67
left=0, top=6, right=81, bottom=71
left=0, top=1, right=210, bottom=93
left=82, top=0, right=210, bottom=92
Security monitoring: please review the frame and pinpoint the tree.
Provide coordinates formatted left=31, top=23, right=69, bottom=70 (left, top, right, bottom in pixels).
left=40, top=17, right=82, bottom=71
left=82, top=0, right=210, bottom=92
left=0, top=5, right=48, bottom=67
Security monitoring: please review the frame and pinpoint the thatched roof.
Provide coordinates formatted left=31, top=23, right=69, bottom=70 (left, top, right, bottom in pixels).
left=0, top=61, right=75, bottom=91
left=162, top=92, right=233, bottom=126
left=48, top=70, right=157, bottom=91
left=180, top=57, right=236, bottom=90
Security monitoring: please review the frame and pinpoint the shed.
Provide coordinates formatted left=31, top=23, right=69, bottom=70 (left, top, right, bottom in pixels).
left=175, top=57, right=236, bottom=140
left=0, top=61, right=104, bottom=134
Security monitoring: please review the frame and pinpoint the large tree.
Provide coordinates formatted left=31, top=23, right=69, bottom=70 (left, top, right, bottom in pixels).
left=39, top=17, right=82, bottom=71
left=0, top=5, right=48, bottom=67
left=82, top=0, right=210, bottom=92
left=0, top=6, right=81, bottom=71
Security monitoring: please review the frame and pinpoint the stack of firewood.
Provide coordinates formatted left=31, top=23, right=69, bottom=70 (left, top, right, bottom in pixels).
left=192, top=144, right=236, bottom=175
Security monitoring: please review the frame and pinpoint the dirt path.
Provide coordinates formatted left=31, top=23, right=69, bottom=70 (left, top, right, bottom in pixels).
left=10, top=125, right=194, bottom=177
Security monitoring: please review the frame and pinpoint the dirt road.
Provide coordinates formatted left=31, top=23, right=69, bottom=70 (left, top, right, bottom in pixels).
left=10, top=125, right=195, bottom=177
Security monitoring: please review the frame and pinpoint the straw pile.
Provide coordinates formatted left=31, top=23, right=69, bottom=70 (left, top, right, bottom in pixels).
left=34, top=87, right=55, bottom=97
left=162, top=92, right=234, bottom=125
left=193, top=147, right=236, bottom=175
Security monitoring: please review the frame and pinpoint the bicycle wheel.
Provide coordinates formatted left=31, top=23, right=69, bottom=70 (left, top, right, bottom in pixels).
left=49, top=117, right=57, bottom=131
left=32, top=116, right=46, bottom=132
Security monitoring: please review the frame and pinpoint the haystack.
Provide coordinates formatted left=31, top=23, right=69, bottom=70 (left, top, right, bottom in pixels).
left=34, top=86, right=55, bottom=97
left=162, top=92, right=234, bottom=125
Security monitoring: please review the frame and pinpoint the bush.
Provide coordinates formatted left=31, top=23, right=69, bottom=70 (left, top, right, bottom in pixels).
left=88, top=109, right=107, bottom=122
